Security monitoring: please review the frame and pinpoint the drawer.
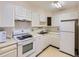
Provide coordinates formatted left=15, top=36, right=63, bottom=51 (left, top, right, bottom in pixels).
left=0, top=44, right=17, bottom=55
left=0, top=49, right=17, bottom=57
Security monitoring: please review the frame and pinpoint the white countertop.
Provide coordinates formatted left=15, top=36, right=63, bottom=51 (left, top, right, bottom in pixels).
left=31, top=31, right=60, bottom=37
left=0, top=38, right=17, bottom=48
left=0, top=31, right=60, bottom=49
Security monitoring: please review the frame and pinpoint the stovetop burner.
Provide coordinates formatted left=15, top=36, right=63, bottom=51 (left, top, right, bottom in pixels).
left=17, top=34, right=32, bottom=40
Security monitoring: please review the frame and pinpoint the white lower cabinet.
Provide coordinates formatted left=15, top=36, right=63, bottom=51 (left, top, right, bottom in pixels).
left=46, top=32, right=60, bottom=48
left=34, top=35, right=48, bottom=55
left=51, top=34, right=60, bottom=48
left=0, top=44, right=17, bottom=57
left=34, top=36, right=43, bottom=55
left=1, top=49, right=17, bottom=57
left=31, top=32, right=60, bottom=56
left=43, top=35, right=49, bottom=48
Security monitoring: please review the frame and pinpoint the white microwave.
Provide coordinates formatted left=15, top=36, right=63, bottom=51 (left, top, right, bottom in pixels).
left=0, top=31, right=6, bottom=43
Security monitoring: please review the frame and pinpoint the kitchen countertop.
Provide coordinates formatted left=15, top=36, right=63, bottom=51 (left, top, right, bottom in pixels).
left=0, top=31, right=60, bottom=49
left=0, top=38, right=17, bottom=48
left=31, top=30, right=60, bottom=38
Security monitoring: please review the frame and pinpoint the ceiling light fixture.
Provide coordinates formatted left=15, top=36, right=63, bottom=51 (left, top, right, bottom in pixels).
left=52, top=1, right=63, bottom=8
left=57, top=2, right=62, bottom=8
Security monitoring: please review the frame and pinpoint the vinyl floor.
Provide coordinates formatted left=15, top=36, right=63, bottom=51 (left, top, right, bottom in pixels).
left=38, top=46, right=71, bottom=57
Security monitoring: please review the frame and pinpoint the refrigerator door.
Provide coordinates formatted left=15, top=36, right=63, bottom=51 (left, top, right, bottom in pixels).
left=60, top=32, right=75, bottom=56
left=60, top=21, right=75, bottom=32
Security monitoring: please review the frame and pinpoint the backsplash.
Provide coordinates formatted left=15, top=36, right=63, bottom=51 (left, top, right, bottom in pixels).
left=47, top=27, right=59, bottom=32
left=0, top=21, right=32, bottom=39
left=32, top=26, right=59, bottom=32
left=40, top=22, right=47, bottom=26
left=15, top=21, right=32, bottom=30
left=0, top=26, right=59, bottom=39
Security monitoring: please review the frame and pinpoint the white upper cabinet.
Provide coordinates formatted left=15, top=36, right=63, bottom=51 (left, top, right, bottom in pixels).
left=40, top=15, right=47, bottom=22
left=26, top=9, right=31, bottom=21
left=52, top=16, right=60, bottom=27
left=31, top=12, right=40, bottom=27
left=15, top=6, right=26, bottom=20
left=15, top=6, right=31, bottom=21
left=0, top=4, right=14, bottom=27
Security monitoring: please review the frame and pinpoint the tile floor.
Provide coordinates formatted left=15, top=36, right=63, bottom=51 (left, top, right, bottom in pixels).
left=38, top=46, right=71, bottom=57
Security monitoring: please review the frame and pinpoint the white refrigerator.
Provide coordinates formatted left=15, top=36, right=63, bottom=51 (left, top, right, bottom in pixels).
left=60, top=19, right=79, bottom=56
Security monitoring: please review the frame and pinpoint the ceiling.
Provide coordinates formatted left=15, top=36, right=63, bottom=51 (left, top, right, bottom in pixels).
left=25, top=1, right=79, bottom=12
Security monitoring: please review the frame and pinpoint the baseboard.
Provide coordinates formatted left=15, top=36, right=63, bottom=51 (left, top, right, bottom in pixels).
left=49, top=45, right=59, bottom=49
left=50, top=45, right=76, bottom=57
left=36, top=45, right=59, bottom=57
left=59, top=50, right=75, bottom=57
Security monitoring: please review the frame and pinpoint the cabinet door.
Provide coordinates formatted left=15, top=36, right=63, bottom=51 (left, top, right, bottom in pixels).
left=46, top=33, right=60, bottom=48
left=30, top=36, right=48, bottom=57
left=39, top=36, right=46, bottom=50
left=40, top=15, right=46, bottom=22
left=32, top=12, right=40, bottom=27
left=46, top=34, right=53, bottom=45
left=0, top=4, right=14, bottom=27
left=52, top=16, right=60, bottom=27
left=4, top=5, right=14, bottom=27
left=0, top=49, right=17, bottom=57
left=34, top=36, right=45, bottom=54
left=15, top=6, right=22, bottom=16
left=0, top=3, right=4, bottom=26
left=0, top=44, right=17, bottom=55
left=43, top=36, right=49, bottom=48
left=15, top=6, right=26, bottom=20
left=51, top=34, right=60, bottom=47
left=34, top=36, right=42, bottom=54
left=26, top=9, right=31, bottom=21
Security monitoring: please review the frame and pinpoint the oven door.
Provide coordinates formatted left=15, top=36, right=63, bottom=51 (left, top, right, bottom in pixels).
left=18, top=38, right=35, bottom=57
